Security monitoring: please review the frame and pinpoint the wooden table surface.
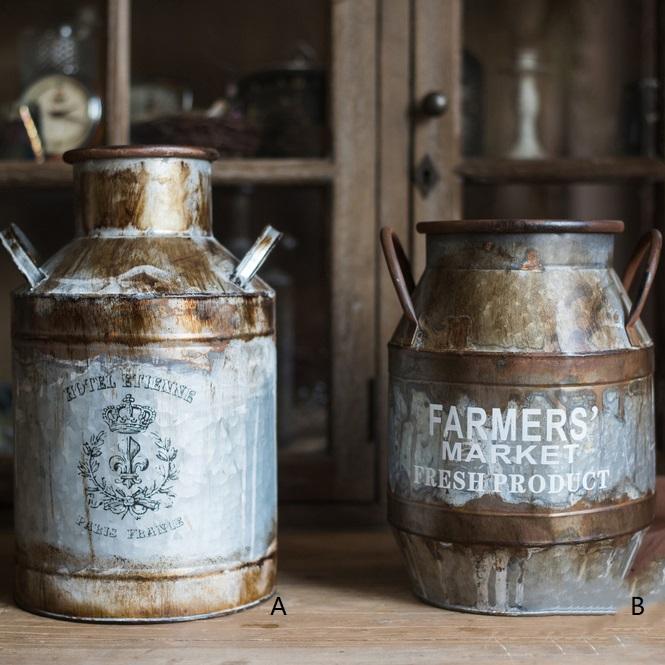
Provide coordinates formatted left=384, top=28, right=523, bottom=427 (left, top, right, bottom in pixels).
left=0, top=527, right=663, bottom=665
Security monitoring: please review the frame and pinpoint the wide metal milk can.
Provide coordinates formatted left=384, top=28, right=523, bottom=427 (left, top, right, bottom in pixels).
left=0, top=146, right=281, bottom=621
left=381, top=219, right=662, bottom=615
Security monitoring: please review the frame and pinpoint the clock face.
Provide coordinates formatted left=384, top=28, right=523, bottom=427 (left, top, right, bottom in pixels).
left=20, top=74, right=101, bottom=155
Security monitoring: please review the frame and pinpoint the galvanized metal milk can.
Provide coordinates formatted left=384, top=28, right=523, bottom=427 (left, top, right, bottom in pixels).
left=381, top=219, right=662, bottom=615
left=1, top=146, right=280, bottom=621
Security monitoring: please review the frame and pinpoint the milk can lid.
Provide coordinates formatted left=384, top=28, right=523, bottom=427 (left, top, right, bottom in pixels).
left=64, top=145, right=220, bottom=163
left=416, top=219, right=624, bottom=234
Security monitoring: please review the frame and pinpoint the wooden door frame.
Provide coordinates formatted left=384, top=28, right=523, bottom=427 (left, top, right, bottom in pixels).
left=374, top=0, right=463, bottom=521
left=282, top=0, right=381, bottom=512
left=411, top=0, right=463, bottom=273
left=106, top=0, right=131, bottom=144
left=329, top=0, right=378, bottom=502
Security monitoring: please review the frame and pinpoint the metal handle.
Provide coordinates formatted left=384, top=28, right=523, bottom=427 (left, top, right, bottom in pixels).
left=0, top=223, right=45, bottom=288
left=622, top=228, right=662, bottom=331
left=420, top=91, right=448, bottom=117
left=232, top=225, right=282, bottom=288
left=380, top=227, right=418, bottom=326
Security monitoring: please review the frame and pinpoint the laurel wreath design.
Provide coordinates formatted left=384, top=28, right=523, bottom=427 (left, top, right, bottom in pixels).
left=78, top=431, right=179, bottom=519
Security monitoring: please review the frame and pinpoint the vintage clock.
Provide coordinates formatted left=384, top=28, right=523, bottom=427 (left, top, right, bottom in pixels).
left=19, top=74, right=102, bottom=155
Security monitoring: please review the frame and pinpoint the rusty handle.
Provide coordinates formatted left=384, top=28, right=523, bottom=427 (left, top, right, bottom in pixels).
left=622, top=228, right=662, bottom=331
left=380, top=227, right=418, bottom=326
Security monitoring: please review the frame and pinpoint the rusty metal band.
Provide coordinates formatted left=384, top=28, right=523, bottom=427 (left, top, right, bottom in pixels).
left=64, top=145, right=220, bottom=163
left=388, top=492, right=655, bottom=546
left=12, top=294, right=274, bottom=343
left=416, top=219, right=624, bottom=235
left=389, top=345, right=654, bottom=386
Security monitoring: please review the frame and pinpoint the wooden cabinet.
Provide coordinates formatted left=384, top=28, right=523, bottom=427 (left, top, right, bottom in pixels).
left=0, top=0, right=380, bottom=516
left=379, top=0, right=665, bottom=477
left=0, top=0, right=663, bottom=519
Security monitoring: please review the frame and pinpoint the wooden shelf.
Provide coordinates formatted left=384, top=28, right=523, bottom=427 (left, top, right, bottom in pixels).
left=0, top=527, right=663, bottom=663
left=457, top=157, right=665, bottom=184
left=212, top=159, right=334, bottom=185
left=0, top=161, right=72, bottom=188
left=0, top=159, right=335, bottom=188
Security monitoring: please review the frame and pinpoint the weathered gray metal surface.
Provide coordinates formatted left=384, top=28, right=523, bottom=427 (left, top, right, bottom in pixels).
left=382, top=220, right=661, bottom=615
left=3, top=146, right=279, bottom=622
left=394, top=529, right=646, bottom=615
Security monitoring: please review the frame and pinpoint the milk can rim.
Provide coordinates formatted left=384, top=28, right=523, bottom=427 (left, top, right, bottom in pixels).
left=63, top=145, right=220, bottom=164
left=417, top=219, right=624, bottom=234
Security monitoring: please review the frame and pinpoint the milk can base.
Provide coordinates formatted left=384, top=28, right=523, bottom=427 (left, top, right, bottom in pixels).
left=15, top=591, right=276, bottom=624
left=394, top=528, right=645, bottom=616
left=413, top=593, right=615, bottom=616
left=14, top=546, right=277, bottom=622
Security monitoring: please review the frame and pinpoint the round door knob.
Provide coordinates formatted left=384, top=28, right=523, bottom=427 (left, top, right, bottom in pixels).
left=421, top=91, right=448, bottom=116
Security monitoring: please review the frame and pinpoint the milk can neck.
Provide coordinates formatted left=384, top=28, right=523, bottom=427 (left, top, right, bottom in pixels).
left=426, top=233, right=614, bottom=270
left=73, top=157, right=213, bottom=236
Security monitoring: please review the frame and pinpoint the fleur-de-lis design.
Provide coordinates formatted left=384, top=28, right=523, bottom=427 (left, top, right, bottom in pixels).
left=109, top=436, right=149, bottom=489
left=79, top=428, right=178, bottom=520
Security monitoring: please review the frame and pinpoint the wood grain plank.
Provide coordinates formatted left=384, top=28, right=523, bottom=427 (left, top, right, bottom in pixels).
left=0, top=528, right=663, bottom=664
left=0, top=161, right=72, bottom=187
left=376, top=0, right=413, bottom=511
left=106, top=0, right=131, bottom=144
left=458, top=157, right=665, bottom=183
left=0, top=160, right=334, bottom=188
left=330, top=0, right=378, bottom=501
left=212, top=159, right=334, bottom=185
left=412, top=0, right=462, bottom=277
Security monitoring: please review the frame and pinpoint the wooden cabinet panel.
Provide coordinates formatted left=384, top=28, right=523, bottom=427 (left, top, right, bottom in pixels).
left=412, top=0, right=462, bottom=275
left=330, top=0, right=377, bottom=501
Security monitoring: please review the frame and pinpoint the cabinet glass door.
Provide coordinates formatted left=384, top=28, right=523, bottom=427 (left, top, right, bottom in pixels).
left=0, top=1, right=379, bottom=510
left=464, top=0, right=657, bottom=159
left=410, top=0, right=664, bottom=463
left=128, top=0, right=379, bottom=504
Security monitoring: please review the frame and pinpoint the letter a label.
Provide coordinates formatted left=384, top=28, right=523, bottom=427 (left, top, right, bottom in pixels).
left=271, top=596, right=287, bottom=615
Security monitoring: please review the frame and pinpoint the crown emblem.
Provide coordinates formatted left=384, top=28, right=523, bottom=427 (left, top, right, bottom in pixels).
left=103, top=394, right=156, bottom=434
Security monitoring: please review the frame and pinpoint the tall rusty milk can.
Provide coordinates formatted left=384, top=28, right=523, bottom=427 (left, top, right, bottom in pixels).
left=381, top=219, right=662, bottom=615
left=0, top=146, right=281, bottom=621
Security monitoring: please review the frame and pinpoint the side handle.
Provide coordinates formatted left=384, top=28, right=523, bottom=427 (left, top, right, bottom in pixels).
left=0, top=224, right=46, bottom=288
left=232, top=225, right=282, bottom=288
left=622, top=228, right=662, bottom=332
left=380, top=227, right=418, bottom=326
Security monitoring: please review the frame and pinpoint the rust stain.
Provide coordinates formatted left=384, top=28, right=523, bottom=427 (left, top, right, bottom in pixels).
left=178, top=160, right=191, bottom=221
left=78, top=165, right=148, bottom=234
left=482, top=240, right=513, bottom=261
left=440, top=315, right=471, bottom=349
left=74, top=158, right=212, bottom=235
left=521, top=248, right=542, bottom=271
left=15, top=551, right=277, bottom=620
left=197, top=169, right=211, bottom=232
left=395, top=527, right=638, bottom=582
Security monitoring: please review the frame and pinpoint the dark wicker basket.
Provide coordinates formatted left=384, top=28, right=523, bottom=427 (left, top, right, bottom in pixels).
left=131, top=111, right=260, bottom=158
